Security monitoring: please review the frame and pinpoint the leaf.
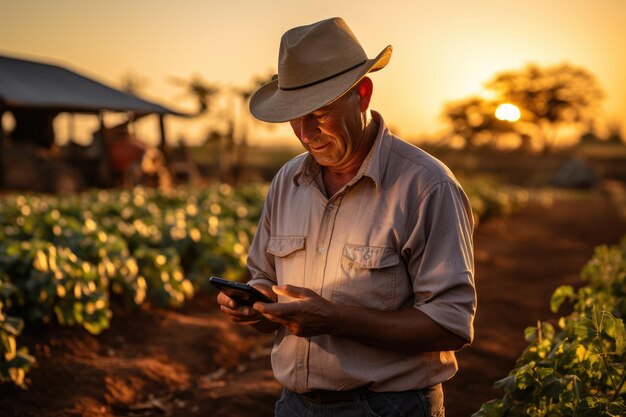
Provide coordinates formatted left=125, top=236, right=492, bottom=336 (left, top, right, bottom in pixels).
left=4, top=335, right=16, bottom=360
left=541, top=322, right=556, bottom=341
left=8, top=367, right=25, bottom=386
left=577, top=396, right=607, bottom=413
left=1, top=316, right=23, bottom=336
left=550, top=285, right=575, bottom=313
left=606, top=401, right=626, bottom=416
left=5, top=350, right=36, bottom=369
left=33, top=249, right=49, bottom=272
left=540, top=374, right=564, bottom=400
left=601, top=312, right=626, bottom=354
left=514, top=362, right=537, bottom=390
left=574, top=316, right=596, bottom=341
left=524, top=326, right=538, bottom=343
left=493, top=375, right=516, bottom=392
left=471, top=399, right=505, bottom=417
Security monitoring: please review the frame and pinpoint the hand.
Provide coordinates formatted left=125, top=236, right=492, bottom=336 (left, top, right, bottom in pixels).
left=216, top=284, right=279, bottom=332
left=253, top=285, right=337, bottom=337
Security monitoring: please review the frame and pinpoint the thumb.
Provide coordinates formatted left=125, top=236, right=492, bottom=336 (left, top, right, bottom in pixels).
left=272, top=284, right=314, bottom=299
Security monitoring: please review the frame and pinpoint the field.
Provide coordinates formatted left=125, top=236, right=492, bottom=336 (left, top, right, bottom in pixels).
left=0, top=179, right=625, bottom=416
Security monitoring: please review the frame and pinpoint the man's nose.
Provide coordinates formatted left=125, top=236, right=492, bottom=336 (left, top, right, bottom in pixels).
left=299, top=117, right=320, bottom=143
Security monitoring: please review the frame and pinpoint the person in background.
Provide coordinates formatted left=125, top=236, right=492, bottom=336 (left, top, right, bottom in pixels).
left=217, top=17, right=476, bottom=417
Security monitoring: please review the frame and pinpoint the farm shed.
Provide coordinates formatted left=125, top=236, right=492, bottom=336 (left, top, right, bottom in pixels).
left=0, top=54, right=188, bottom=190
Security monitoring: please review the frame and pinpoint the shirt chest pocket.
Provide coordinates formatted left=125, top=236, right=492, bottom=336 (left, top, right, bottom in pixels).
left=267, top=236, right=306, bottom=287
left=333, top=244, right=400, bottom=310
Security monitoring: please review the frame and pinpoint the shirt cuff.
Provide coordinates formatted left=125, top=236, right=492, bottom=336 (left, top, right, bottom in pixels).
left=414, top=304, right=474, bottom=344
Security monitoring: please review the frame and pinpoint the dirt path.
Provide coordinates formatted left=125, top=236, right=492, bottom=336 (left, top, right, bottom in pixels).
left=1, top=189, right=625, bottom=417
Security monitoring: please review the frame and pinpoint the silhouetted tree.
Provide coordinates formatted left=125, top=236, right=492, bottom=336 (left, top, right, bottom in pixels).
left=606, top=123, right=625, bottom=145
left=170, top=73, right=220, bottom=115
left=232, top=72, right=276, bottom=142
left=190, top=72, right=275, bottom=184
left=444, top=97, right=515, bottom=149
left=229, top=72, right=276, bottom=181
left=486, top=63, right=604, bottom=152
left=120, top=71, right=149, bottom=96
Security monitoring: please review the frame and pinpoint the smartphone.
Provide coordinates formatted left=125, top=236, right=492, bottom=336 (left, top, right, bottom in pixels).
left=209, top=276, right=274, bottom=306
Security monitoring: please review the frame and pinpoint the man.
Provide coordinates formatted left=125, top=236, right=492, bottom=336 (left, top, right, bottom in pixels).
left=217, top=17, right=476, bottom=417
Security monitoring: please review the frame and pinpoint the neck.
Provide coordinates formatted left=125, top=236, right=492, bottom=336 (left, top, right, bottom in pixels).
left=323, top=116, right=379, bottom=194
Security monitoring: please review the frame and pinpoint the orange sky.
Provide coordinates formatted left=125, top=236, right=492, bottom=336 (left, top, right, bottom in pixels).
left=1, top=0, right=625, bottom=146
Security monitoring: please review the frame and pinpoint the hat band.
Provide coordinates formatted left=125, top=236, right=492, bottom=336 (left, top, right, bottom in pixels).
left=278, top=60, right=367, bottom=91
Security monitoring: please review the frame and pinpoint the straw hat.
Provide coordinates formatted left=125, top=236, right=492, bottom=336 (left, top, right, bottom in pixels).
left=249, top=17, right=392, bottom=123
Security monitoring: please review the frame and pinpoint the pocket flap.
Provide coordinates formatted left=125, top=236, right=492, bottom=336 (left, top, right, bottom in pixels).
left=342, top=244, right=399, bottom=269
left=267, top=236, right=306, bottom=257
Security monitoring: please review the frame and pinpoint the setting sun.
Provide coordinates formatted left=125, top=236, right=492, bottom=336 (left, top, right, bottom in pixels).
left=495, top=103, right=521, bottom=122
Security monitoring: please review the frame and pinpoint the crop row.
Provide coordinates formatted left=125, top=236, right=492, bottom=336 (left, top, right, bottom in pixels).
left=0, top=183, right=266, bottom=386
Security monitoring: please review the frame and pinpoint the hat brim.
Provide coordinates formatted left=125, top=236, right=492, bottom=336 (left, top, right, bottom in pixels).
left=249, top=45, right=392, bottom=123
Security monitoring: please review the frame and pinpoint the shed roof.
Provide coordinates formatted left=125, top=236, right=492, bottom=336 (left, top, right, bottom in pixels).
left=0, top=55, right=187, bottom=116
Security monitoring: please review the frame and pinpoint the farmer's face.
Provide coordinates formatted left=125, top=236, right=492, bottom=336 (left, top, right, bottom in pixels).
left=289, top=89, right=365, bottom=169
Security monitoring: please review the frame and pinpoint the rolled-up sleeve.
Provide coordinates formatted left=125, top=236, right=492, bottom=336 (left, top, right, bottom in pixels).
left=246, top=182, right=278, bottom=289
left=403, top=181, right=476, bottom=343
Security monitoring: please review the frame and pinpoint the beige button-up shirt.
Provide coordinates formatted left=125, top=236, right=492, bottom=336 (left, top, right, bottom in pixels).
left=247, top=111, right=476, bottom=393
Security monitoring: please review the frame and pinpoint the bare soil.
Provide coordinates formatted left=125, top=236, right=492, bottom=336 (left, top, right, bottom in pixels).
left=1, top=189, right=625, bottom=417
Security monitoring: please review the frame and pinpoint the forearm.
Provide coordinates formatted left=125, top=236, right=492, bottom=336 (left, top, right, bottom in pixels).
left=255, top=285, right=469, bottom=352
left=329, top=304, right=468, bottom=353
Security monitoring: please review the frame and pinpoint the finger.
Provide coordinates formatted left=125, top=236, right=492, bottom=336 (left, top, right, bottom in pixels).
left=231, top=316, right=262, bottom=325
left=254, top=300, right=304, bottom=323
left=252, top=301, right=270, bottom=312
left=257, top=311, right=290, bottom=327
left=272, top=284, right=314, bottom=299
left=216, top=292, right=237, bottom=309
left=253, top=300, right=293, bottom=316
left=253, top=301, right=276, bottom=315
left=251, top=284, right=277, bottom=302
left=220, top=304, right=257, bottom=318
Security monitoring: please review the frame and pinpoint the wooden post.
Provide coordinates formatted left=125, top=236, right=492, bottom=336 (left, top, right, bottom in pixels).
left=68, top=113, right=75, bottom=142
left=97, top=112, right=113, bottom=187
left=158, top=114, right=167, bottom=155
left=98, top=112, right=106, bottom=146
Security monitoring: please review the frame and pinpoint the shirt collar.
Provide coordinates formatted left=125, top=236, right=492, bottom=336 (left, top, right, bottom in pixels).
left=293, top=111, right=391, bottom=193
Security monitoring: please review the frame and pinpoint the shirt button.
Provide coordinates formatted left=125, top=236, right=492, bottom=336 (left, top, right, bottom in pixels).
left=318, top=246, right=325, bottom=254
left=297, top=363, right=304, bottom=370
left=364, top=253, right=371, bottom=260
left=328, top=203, right=334, bottom=209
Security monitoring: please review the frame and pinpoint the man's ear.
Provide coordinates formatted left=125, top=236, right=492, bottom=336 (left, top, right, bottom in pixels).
left=356, top=77, right=373, bottom=112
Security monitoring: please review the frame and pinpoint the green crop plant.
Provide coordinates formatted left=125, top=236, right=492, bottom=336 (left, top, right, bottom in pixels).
left=0, top=278, right=35, bottom=388
left=474, top=238, right=626, bottom=417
